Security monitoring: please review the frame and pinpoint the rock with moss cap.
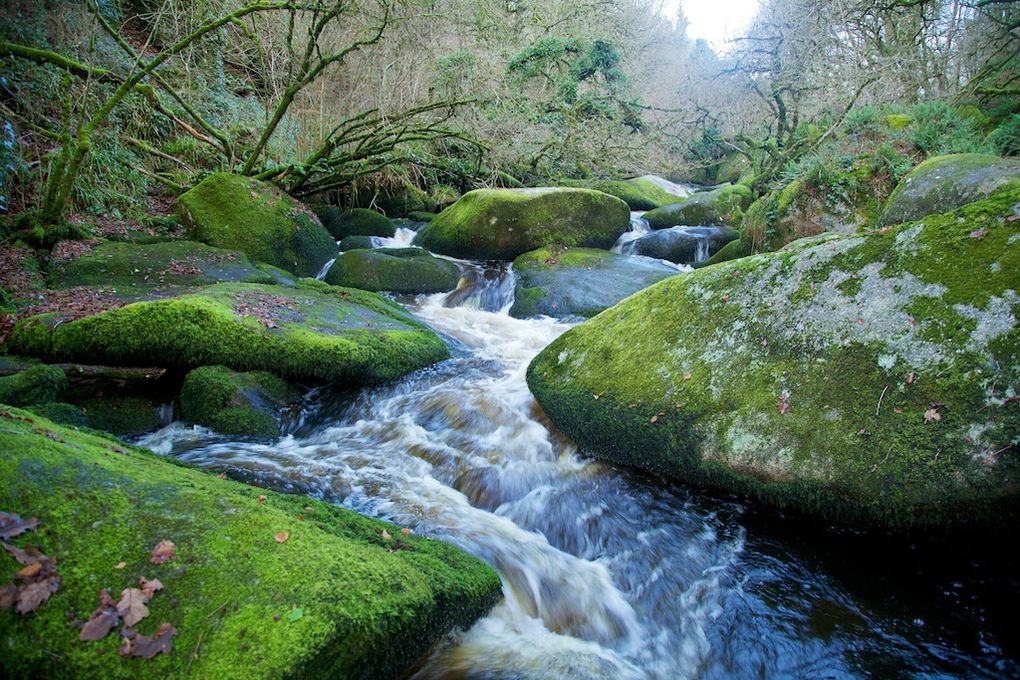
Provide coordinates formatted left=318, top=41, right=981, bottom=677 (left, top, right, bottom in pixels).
left=557, top=176, right=691, bottom=210
left=176, top=172, right=336, bottom=277
left=621, top=226, right=739, bottom=265
left=413, top=188, right=631, bottom=261
left=528, top=184, right=1020, bottom=529
left=315, top=207, right=396, bottom=240
left=0, top=363, right=67, bottom=406
left=0, top=407, right=502, bottom=679
left=325, top=247, right=461, bottom=294
left=510, top=246, right=678, bottom=319
left=50, top=240, right=274, bottom=299
left=643, top=184, right=752, bottom=229
left=715, top=154, right=755, bottom=186
left=880, top=154, right=1020, bottom=226
left=6, top=280, right=448, bottom=385
left=180, top=365, right=298, bottom=438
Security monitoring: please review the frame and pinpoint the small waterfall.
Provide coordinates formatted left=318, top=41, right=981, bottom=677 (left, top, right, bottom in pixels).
left=443, top=262, right=516, bottom=312
left=315, top=257, right=336, bottom=280
left=612, top=212, right=653, bottom=253
left=377, top=227, right=417, bottom=248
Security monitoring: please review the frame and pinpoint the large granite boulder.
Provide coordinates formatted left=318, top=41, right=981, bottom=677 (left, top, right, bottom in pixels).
left=324, top=247, right=461, bottom=294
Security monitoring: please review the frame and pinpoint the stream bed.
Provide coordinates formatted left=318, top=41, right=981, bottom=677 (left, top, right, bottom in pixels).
left=139, top=255, right=1019, bottom=679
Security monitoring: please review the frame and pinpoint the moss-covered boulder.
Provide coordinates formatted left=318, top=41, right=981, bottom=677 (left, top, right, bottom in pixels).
left=407, top=211, right=439, bottom=223
left=715, top=154, right=755, bottom=185
left=527, top=185, right=1020, bottom=528
left=324, top=248, right=461, bottom=294
left=23, top=401, right=91, bottom=428
left=0, top=364, right=67, bottom=406
left=50, top=240, right=274, bottom=298
left=180, top=365, right=298, bottom=438
left=557, top=177, right=690, bottom=210
left=75, top=394, right=164, bottom=437
left=176, top=173, right=336, bottom=277
left=6, top=281, right=448, bottom=385
left=880, top=154, right=1020, bottom=226
left=643, top=184, right=752, bottom=228
left=620, top=226, right=739, bottom=265
left=413, top=188, right=631, bottom=261
left=339, top=236, right=379, bottom=251
left=0, top=407, right=502, bottom=679
left=510, top=246, right=678, bottom=319
left=315, top=207, right=396, bottom=241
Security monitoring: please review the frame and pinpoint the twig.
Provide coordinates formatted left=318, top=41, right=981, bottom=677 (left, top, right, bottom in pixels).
left=876, top=385, right=889, bottom=416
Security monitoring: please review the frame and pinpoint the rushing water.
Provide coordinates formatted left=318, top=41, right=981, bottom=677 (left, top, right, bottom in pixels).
left=140, top=249, right=1019, bottom=679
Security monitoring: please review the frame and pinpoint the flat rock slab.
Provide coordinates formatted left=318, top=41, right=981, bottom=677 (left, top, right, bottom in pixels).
left=6, top=281, right=448, bottom=385
left=0, top=407, right=501, bottom=679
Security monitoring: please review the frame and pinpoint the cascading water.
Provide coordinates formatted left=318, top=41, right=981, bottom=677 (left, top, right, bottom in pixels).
left=139, top=248, right=1018, bottom=679
left=611, top=212, right=653, bottom=253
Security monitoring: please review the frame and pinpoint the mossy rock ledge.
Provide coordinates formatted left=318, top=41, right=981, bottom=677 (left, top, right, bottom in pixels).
left=324, top=248, right=461, bottom=294
left=5, top=281, right=448, bottom=385
left=880, top=153, right=1020, bottom=226
left=643, top=183, right=752, bottom=229
left=527, top=185, right=1020, bottom=529
left=0, top=407, right=502, bottom=679
left=412, top=188, right=631, bottom=261
left=510, top=246, right=679, bottom=319
left=176, top=173, right=336, bottom=278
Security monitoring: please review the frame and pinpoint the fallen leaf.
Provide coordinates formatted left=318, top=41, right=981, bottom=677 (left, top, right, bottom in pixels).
left=649, top=415, right=658, bottom=424
left=79, top=606, right=119, bottom=641
left=16, top=563, right=41, bottom=579
left=115, top=562, right=126, bottom=570
left=257, top=495, right=267, bottom=503
left=906, top=372, right=916, bottom=385
left=0, top=512, right=40, bottom=541
left=1, top=541, right=42, bottom=566
left=150, top=540, right=175, bottom=565
left=217, top=472, right=227, bottom=479
left=969, top=228, right=987, bottom=239
left=117, top=588, right=150, bottom=627
left=0, top=583, right=16, bottom=608
left=381, top=529, right=392, bottom=540
left=119, top=622, right=177, bottom=659
left=274, top=532, right=289, bottom=544
left=924, top=408, right=942, bottom=423
left=15, top=575, right=61, bottom=614
left=401, top=528, right=411, bottom=536
left=721, top=294, right=730, bottom=302
left=683, top=372, right=692, bottom=381
left=777, top=391, right=790, bottom=415
left=287, top=607, right=303, bottom=622
left=139, top=577, right=163, bottom=600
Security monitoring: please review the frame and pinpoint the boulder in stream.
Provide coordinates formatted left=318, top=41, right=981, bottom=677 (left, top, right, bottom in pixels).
left=176, top=172, right=336, bottom=277
left=528, top=184, right=1020, bottom=528
left=643, top=183, right=752, bottom=228
left=315, top=206, right=396, bottom=240
left=0, top=406, right=502, bottom=679
left=412, top=188, right=631, bottom=261
left=556, top=176, right=691, bottom=210
left=324, top=247, right=461, bottom=294
left=510, top=246, right=679, bottom=319
left=5, top=280, right=448, bottom=385
left=880, top=153, right=1020, bottom=225
left=621, top=226, right=739, bottom=265
left=180, top=365, right=298, bottom=438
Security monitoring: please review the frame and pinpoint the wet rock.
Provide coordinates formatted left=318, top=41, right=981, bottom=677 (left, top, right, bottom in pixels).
left=180, top=365, right=298, bottom=438
left=324, top=247, right=461, bottom=294
left=621, top=226, right=739, bottom=265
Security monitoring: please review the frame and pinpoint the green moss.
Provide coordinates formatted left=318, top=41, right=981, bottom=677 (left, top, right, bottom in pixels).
left=181, top=365, right=298, bottom=438
left=556, top=177, right=684, bottom=210
left=527, top=184, right=1020, bottom=528
left=0, top=407, right=502, bottom=679
left=884, top=114, right=913, bottom=130
left=715, top=155, right=755, bottom=185
left=407, top=211, right=438, bottom=223
left=23, top=401, right=90, bottom=428
left=0, top=364, right=67, bottom=406
left=880, top=154, right=1020, bottom=225
left=339, top=235, right=378, bottom=251
left=75, top=394, right=162, bottom=437
left=315, top=207, right=396, bottom=240
left=429, top=185, right=461, bottom=209
left=413, top=188, right=631, bottom=261
left=692, top=238, right=750, bottom=269
left=6, top=282, right=449, bottom=385
left=324, top=248, right=461, bottom=294
left=50, top=241, right=274, bottom=297
left=176, top=173, right=336, bottom=277
left=644, top=184, right=752, bottom=229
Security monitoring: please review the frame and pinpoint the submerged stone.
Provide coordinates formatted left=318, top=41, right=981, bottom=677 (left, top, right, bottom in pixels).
left=621, top=226, right=739, bottom=265
left=324, top=247, right=461, bottom=294
left=0, top=407, right=502, bottom=679
left=510, top=246, right=678, bottom=319
left=528, top=185, right=1020, bottom=528
left=413, top=188, right=631, bottom=261
left=643, top=184, right=752, bottom=229
left=880, top=154, right=1020, bottom=226
left=5, top=281, right=448, bottom=385
left=176, top=173, right=336, bottom=277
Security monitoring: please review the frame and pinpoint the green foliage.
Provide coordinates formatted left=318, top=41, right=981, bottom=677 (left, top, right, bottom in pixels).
left=908, top=102, right=991, bottom=156
left=988, top=114, right=1020, bottom=157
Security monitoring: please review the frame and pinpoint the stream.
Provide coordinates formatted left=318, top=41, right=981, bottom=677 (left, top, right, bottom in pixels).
left=138, top=230, right=1019, bottom=679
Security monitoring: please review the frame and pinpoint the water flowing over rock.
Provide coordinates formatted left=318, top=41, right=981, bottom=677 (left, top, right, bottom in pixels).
left=413, top=188, right=631, bottom=261
left=528, top=185, right=1020, bottom=528
left=510, top=246, right=679, bottom=319
left=643, top=184, right=752, bottom=229
left=620, top=226, right=739, bottom=265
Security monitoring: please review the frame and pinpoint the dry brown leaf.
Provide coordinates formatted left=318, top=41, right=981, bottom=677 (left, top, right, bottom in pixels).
left=0, top=512, right=40, bottom=541
left=401, top=528, right=411, bottom=536
left=79, top=606, right=119, bottom=641
left=115, top=562, right=126, bottom=570
left=257, top=495, right=267, bottom=503
left=16, top=562, right=41, bottom=579
left=1, top=541, right=41, bottom=566
left=649, top=415, right=658, bottom=424
left=274, top=532, right=289, bottom=544
left=0, top=583, right=16, bottom=609
left=117, top=588, right=150, bottom=627
left=15, top=575, right=61, bottom=614
left=924, top=408, right=942, bottom=423
left=139, top=577, right=164, bottom=600
left=381, top=529, right=392, bottom=540
left=119, top=622, right=177, bottom=659
left=150, top=540, right=175, bottom=565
